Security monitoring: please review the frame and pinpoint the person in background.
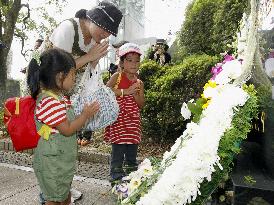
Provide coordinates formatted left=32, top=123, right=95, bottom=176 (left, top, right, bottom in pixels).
left=27, top=48, right=100, bottom=205
left=21, top=39, right=44, bottom=74
left=20, top=39, right=44, bottom=96
left=154, top=44, right=171, bottom=66
left=148, top=44, right=157, bottom=60
left=104, top=43, right=145, bottom=185
left=47, top=1, right=122, bottom=146
left=34, top=39, right=44, bottom=50
left=163, top=44, right=172, bottom=64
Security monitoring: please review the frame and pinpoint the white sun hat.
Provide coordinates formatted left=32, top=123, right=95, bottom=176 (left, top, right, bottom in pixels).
left=118, top=43, right=142, bottom=57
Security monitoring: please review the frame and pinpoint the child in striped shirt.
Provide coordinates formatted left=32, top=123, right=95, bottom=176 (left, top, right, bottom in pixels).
left=27, top=48, right=100, bottom=205
left=104, top=43, right=145, bottom=183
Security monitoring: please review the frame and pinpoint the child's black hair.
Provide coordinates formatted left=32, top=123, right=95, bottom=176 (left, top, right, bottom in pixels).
left=119, top=52, right=141, bottom=62
left=27, top=48, right=76, bottom=99
left=120, top=55, right=127, bottom=62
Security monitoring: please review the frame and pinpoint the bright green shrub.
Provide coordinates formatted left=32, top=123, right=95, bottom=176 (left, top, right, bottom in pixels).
left=102, top=71, right=110, bottom=84
left=139, top=60, right=166, bottom=90
left=140, top=54, right=220, bottom=142
left=178, top=0, right=248, bottom=56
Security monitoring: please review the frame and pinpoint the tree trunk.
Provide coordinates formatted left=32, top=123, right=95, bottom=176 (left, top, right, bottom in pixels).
left=0, top=49, right=8, bottom=106
left=0, top=0, right=22, bottom=105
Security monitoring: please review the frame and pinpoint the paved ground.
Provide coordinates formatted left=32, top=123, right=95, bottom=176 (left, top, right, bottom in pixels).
left=0, top=163, right=117, bottom=205
left=0, top=151, right=110, bottom=180
left=0, top=149, right=118, bottom=205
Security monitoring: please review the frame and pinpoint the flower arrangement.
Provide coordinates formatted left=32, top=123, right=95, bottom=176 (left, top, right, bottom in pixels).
left=112, top=2, right=259, bottom=203
left=112, top=52, right=258, bottom=204
left=181, top=53, right=243, bottom=123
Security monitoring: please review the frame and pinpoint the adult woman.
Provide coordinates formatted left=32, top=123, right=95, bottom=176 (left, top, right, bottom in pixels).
left=48, top=1, right=123, bottom=145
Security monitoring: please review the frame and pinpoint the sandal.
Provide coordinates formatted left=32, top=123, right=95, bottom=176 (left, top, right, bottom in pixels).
left=80, top=139, right=91, bottom=146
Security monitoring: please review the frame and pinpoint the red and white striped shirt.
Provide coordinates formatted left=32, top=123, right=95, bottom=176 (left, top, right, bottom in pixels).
left=104, top=73, right=141, bottom=144
left=35, top=96, right=70, bottom=134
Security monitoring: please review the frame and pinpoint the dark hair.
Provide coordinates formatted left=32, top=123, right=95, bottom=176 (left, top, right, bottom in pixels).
left=112, top=40, right=129, bottom=49
left=27, top=48, right=76, bottom=99
left=163, top=44, right=169, bottom=51
left=75, top=9, right=88, bottom=19
left=108, top=63, right=118, bottom=74
left=120, top=55, right=126, bottom=62
left=36, top=39, right=44, bottom=44
left=120, top=52, right=141, bottom=62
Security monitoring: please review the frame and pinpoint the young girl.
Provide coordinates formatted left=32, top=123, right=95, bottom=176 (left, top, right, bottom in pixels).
left=104, top=43, right=145, bottom=182
left=27, top=48, right=100, bottom=205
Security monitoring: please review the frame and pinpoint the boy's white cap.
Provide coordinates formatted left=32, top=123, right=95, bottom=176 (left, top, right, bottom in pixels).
left=118, top=43, right=142, bottom=57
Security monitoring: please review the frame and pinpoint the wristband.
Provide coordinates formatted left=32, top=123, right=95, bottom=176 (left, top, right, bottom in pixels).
left=121, top=89, right=124, bottom=97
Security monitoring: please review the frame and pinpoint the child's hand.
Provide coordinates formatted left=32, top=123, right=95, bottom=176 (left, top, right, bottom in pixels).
left=82, top=101, right=100, bottom=119
left=125, top=81, right=141, bottom=95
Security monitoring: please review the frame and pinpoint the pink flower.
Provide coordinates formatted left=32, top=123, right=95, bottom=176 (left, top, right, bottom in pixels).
left=223, top=54, right=234, bottom=63
left=211, top=64, right=223, bottom=80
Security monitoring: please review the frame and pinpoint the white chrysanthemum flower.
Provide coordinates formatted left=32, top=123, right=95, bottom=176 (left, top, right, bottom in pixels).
left=214, top=70, right=231, bottom=85
left=203, top=86, right=218, bottom=99
left=214, top=60, right=243, bottom=85
left=181, top=102, right=191, bottom=120
left=136, top=84, right=249, bottom=205
left=223, top=60, right=243, bottom=79
left=129, top=178, right=142, bottom=193
left=137, top=158, right=154, bottom=177
left=185, top=122, right=199, bottom=136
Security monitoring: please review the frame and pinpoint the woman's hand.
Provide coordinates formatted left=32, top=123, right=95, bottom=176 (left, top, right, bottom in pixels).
left=87, top=41, right=109, bottom=62
left=90, top=59, right=100, bottom=68
left=75, top=41, right=109, bottom=70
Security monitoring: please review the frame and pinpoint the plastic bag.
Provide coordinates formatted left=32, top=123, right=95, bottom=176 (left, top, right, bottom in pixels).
left=72, top=65, right=119, bottom=130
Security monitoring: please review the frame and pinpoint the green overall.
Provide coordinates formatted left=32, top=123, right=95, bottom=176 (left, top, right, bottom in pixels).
left=33, top=92, right=77, bottom=202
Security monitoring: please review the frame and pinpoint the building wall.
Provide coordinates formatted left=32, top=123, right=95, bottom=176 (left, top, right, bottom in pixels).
left=102, top=0, right=145, bottom=67
left=123, top=5, right=145, bottom=41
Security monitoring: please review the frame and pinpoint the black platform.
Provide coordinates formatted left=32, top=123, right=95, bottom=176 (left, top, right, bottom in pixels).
left=231, top=142, right=274, bottom=205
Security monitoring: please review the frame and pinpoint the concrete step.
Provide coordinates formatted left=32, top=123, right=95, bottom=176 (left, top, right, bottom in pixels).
left=0, top=150, right=111, bottom=181
left=0, top=137, right=111, bottom=164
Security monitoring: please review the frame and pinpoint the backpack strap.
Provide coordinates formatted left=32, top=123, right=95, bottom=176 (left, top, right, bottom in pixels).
left=15, top=98, right=20, bottom=115
left=41, top=90, right=59, bottom=100
left=67, top=18, right=87, bottom=57
left=114, top=72, right=122, bottom=89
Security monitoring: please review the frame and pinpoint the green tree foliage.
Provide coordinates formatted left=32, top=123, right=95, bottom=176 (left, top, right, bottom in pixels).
left=179, top=0, right=218, bottom=55
left=178, top=0, right=248, bottom=57
left=139, top=55, right=220, bottom=141
left=211, top=0, right=249, bottom=54
left=0, top=0, right=67, bottom=104
left=168, top=37, right=188, bottom=64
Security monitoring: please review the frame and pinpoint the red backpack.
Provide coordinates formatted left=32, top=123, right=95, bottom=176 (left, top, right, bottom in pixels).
left=3, top=96, right=40, bottom=151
